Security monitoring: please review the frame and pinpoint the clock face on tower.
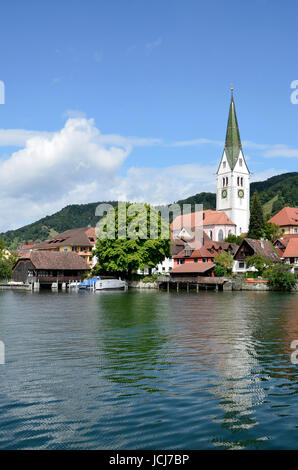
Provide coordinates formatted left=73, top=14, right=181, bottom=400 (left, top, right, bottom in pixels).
left=238, top=189, right=244, bottom=198
left=222, top=189, right=227, bottom=199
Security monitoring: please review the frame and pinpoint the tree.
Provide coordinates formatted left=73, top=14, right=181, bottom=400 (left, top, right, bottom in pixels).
left=264, top=222, right=282, bottom=243
left=0, top=258, right=13, bottom=281
left=0, top=237, right=7, bottom=254
left=264, top=264, right=296, bottom=291
left=214, top=252, right=234, bottom=273
left=248, top=191, right=265, bottom=239
left=93, top=203, right=171, bottom=277
left=246, top=254, right=272, bottom=275
left=224, top=234, right=243, bottom=245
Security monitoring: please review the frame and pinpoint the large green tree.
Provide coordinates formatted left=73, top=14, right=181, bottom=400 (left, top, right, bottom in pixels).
left=93, top=203, right=171, bottom=277
left=248, top=191, right=265, bottom=239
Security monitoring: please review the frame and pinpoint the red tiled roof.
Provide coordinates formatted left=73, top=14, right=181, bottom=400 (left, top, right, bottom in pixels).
left=268, top=207, right=298, bottom=227
left=282, top=238, right=298, bottom=258
left=171, top=262, right=215, bottom=274
left=174, top=246, right=216, bottom=259
left=171, top=210, right=236, bottom=231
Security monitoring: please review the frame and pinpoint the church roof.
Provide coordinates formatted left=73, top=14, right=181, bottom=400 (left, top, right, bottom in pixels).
left=225, top=91, right=242, bottom=170
left=171, top=209, right=236, bottom=231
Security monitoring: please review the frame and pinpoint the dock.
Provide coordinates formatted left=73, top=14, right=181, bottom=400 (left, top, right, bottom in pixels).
left=157, top=276, right=232, bottom=292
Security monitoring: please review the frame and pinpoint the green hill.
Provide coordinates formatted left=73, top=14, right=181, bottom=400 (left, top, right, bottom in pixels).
left=1, top=172, right=297, bottom=248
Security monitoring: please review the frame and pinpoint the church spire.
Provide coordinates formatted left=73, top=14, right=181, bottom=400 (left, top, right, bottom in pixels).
left=225, top=88, right=242, bottom=170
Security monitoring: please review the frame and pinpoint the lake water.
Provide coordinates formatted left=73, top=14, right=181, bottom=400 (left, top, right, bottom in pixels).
left=0, top=289, right=298, bottom=450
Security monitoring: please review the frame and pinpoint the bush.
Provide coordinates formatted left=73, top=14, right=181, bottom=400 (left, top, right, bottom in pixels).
left=142, top=274, right=159, bottom=283
left=265, top=264, right=296, bottom=291
left=214, top=265, right=227, bottom=277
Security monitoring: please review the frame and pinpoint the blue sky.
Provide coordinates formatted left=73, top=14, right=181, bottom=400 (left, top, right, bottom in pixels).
left=0, top=0, right=298, bottom=231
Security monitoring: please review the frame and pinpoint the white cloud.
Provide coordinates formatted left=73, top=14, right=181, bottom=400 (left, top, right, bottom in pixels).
left=0, top=118, right=172, bottom=231
left=0, top=129, right=53, bottom=147
left=0, top=121, right=293, bottom=233
left=108, top=165, right=217, bottom=205
left=146, top=37, right=163, bottom=51
left=0, top=118, right=217, bottom=231
left=250, top=168, right=284, bottom=182
left=264, top=144, right=298, bottom=158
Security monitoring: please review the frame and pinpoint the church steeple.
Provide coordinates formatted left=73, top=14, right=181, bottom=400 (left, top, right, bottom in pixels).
left=224, top=88, right=242, bottom=170
left=216, top=88, right=250, bottom=236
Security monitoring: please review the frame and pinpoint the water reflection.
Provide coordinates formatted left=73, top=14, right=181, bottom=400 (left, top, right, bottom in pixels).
left=94, top=291, right=170, bottom=394
left=0, top=290, right=298, bottom=449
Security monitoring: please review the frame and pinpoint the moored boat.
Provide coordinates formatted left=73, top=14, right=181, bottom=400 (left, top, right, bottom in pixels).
left=78, top=276, right=127, bottom=290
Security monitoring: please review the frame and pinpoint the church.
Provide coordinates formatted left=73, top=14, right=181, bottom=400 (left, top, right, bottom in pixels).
left=216, top=88, right=250, bottom=235
left=172, top=89, right=250, bottom=247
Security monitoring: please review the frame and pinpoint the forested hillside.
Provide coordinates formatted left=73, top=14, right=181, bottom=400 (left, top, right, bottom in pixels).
left=1, top=172, right=297, bottom=248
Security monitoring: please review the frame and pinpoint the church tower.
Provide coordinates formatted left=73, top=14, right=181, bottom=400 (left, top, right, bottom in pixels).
left=216, top=89, right=250, bottom=235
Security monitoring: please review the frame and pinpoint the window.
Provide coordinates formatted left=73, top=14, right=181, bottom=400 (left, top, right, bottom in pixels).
left=223, top=161, right=226, bottom=168
left=178, top=259, right=185, bottom=265
left=226, top=177, right=228, bottom=186
left=239, top=158, right=243, bottom=167
left=241, top=177, right=243, bottom=186
left=239, top=261, right=245, bottom=269
left=218, top=229, right=224, bottom=241
left=194, top=258, right=198, bottom=263
left=237, top=177, right=239, bottom=185
left=209, top=230, right=213, bottom=240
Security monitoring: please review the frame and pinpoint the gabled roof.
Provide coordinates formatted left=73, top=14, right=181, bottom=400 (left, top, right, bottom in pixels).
left=174, top=246, right=216, bottom=259
left=268, top=207, right=298, bottom=227
left=33, top=227, right=96, bottom=250
left=224, top=92, right=242, bottom=170
left=282, top=238, right=298, bottom=258
left=171, top=262, right=215, bottom=274
left=235, top=238, right=280, bottom=262
left=15, top=251, right=90, bottom=270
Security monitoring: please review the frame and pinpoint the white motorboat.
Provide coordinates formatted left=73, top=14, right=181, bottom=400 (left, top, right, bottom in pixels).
left=95, top=276, right=127, bottom=290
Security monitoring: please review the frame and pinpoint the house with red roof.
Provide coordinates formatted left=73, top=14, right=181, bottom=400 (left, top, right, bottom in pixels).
left=274, top=234, right=298, bottom=272
left=268, top=207, right=298, bottom=235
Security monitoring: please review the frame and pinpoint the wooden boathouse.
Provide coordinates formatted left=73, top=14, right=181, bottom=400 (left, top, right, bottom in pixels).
left=13, top=251, right=90, bottom=287
left=158, top=263, right=232, bottom=291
